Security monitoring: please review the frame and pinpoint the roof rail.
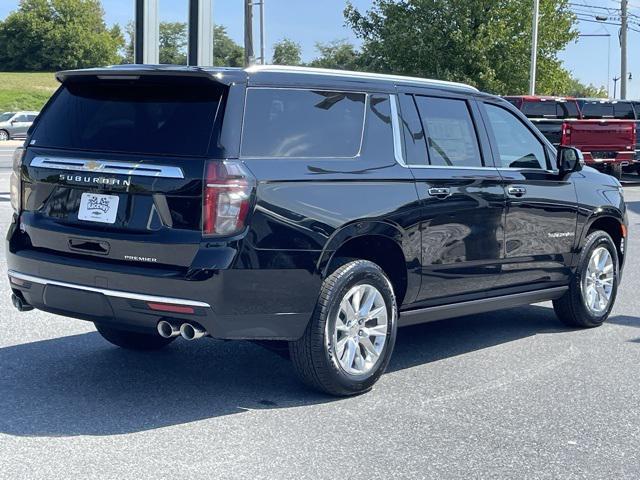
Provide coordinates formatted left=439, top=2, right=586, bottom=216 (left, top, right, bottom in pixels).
left=245, top=64, right=479, bottom=92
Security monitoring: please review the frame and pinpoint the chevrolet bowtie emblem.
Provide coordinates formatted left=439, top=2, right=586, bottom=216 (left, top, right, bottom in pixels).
left=85, top=161, right=102, bottom=171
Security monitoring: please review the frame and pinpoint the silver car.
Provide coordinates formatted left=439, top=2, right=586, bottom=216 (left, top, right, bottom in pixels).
left=0, top=111, right=39, bottom=141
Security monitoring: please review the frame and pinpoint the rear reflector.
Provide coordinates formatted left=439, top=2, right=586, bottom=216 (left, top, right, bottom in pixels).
left=147, top=302, right=195, bottom=314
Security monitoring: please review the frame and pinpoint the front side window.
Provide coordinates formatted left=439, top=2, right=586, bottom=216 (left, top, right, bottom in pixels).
left=485, top=103, right=547, bottom=170
left=415, top=96, right=483, bottom=168
left=0, top=113, right=15, bottom=122
left=241, top=88, right=366, bottom=158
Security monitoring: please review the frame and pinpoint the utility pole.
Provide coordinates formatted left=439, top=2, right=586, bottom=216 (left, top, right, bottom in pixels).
left=621, top=0, right=628, bottom=99
left=259, top=0, right=266, bottom=64
left=529, top=0, right=540, bottom=95
left=244, top=0, right=254, bottom=66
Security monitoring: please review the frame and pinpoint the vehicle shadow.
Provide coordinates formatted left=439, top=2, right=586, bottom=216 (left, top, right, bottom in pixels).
left=608, top=315, right=640, bottom=343
left=0, top=305, right=569, bottom=437
left=626, top=200, right=640, bottom=216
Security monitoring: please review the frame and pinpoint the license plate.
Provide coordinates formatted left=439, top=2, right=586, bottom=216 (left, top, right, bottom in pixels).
left=78, top=192, right=119, bottom=224
left=592, top=151, right=615, bottom=159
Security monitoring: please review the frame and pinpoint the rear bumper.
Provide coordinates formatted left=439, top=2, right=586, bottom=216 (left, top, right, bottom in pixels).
left=582, top=151, right=634, bottom=166
left=6, top=231, right=321, bottom=340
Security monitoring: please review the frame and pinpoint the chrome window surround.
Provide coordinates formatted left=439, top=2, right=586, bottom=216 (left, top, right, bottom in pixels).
left=390, top=94, right=497, bottom=170
left=30, top=157, right=185, bottom=179
left=240, top=86, right=369, bottom=160
left=8, top=270, right=211, bottom=308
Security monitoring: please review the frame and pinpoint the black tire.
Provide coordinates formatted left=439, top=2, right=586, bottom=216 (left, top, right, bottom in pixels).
left=0, top=130, right=9, bottom=141
left=553, top=230, right=619, bottom=328
left=289, top=259, right=398, bottom=396
left=95, top=323, right=176, bottom=350
left=610, top=163, right=623, bottom=180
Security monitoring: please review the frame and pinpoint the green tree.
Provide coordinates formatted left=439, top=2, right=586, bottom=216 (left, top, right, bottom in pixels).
left=213, top=25, right=244, bottom=67
left=565, top=78, right=608, bottom=98
left=159, top=22, right=188, bottom=64
left=272, top=38, right=303, bottom=66
left=0, top=0, right=123, bottom=71
left=309, top=40, right=361, bottom=70
left=345, top=0, right=578, bottom=95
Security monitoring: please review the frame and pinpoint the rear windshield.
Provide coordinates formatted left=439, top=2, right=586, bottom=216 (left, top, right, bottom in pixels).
left=522, top=101, right=557, bottom=118
left=581, top=102, right=635, bottom=120
left=520, top=100, right=579, bottom=119
left=32, top=78, right=223, bottom=156
left=241, top=88, right=366, bottom=158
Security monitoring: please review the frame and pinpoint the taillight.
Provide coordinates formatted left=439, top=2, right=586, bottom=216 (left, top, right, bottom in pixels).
left=561, top=124, right=571, bottom=146
left=202, top=160, right=255, bottom=237
left=10, top=147, right=25, bottom=213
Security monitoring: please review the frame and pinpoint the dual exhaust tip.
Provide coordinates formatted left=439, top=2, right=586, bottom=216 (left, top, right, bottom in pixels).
left=157, top=320, right=207, bottom=341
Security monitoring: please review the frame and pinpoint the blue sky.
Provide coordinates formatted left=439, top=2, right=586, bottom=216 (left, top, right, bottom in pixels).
left=1, top=0, right=638, bottom=98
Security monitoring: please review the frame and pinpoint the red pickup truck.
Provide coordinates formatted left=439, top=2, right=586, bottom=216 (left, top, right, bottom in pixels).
left=506, top=96, right=636, bottom=179
left=560, top=119, right=636, bottom=178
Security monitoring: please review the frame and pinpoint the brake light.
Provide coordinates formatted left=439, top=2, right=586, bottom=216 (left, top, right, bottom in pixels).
left=203, top=160, right=255, bottom=236
left=561, top=124, right=571, bottom=146
left=10, top=147, right=25, bottom=213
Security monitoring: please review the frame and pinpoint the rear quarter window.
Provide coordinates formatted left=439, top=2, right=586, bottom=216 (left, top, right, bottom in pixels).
left=241, top=88, right=366, bottom=158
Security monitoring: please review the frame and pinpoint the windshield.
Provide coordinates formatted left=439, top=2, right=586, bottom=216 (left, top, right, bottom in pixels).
left=32, top=78, right=224, bottom=157
left=581, top=102, right=635, bottom=120
left=0, top=113, right=15, bottom=122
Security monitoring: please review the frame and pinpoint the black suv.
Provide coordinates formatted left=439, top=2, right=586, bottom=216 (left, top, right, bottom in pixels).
left=7, top=65, right=628, bottom=396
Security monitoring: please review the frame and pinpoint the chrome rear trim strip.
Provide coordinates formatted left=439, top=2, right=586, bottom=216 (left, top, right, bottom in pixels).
left=8, top=270, right=210, bottom=308
left=30, top=156, right=185, bottom=179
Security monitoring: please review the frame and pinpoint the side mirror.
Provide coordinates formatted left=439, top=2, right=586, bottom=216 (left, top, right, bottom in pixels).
left=557, top=146, right=584, bottom=175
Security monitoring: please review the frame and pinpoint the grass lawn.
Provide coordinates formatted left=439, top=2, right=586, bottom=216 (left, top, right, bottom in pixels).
left=0, top=72, right=58, bottom=112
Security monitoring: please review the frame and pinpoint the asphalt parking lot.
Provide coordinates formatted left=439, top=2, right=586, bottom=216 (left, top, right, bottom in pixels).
left=1, top=144, right=640, bottom=479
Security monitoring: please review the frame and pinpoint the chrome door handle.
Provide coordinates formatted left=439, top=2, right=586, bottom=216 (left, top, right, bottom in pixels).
left=507, top=186, right=527, bottom=197
left=428, top=187, right=451, bottom=199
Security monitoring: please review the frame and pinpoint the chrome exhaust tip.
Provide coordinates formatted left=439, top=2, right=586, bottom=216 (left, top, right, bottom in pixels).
left=180, top=323, right=207, bottom=341
left=157, top=320, right=181, bottom=338
left=11, top=293, right=33, bottom=312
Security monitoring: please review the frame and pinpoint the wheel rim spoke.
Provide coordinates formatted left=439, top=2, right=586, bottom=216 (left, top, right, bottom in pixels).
left=582, top=246, right=615, bottom=315
left=331, top=282, right=389, bottom=376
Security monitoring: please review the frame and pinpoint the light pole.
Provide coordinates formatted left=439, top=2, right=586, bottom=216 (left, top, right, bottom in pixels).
left=613, top=76, right=621, bottom=98
left=621, top=0, right=629, bottom=99
left=529, top=0, right=540, bottom=95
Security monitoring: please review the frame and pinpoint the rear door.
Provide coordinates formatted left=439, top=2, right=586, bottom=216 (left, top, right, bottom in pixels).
left=479, top=99, right=579, bottom=291
left=21, top=75, right=227, bottom=269
left=397, top=90, right=505, bottom=306
left=11, top=114, right=30, bottom=137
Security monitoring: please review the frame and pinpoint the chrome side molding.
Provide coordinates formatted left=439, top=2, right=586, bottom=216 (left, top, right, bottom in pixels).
left=8, top=270, right=210, bottom=308
left=30, top=156, right=185, bottom=179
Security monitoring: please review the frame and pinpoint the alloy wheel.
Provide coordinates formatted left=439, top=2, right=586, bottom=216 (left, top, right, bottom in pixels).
left=329, top=283, right=388, bottom=376
left=582, top=246, right=615, bottom=315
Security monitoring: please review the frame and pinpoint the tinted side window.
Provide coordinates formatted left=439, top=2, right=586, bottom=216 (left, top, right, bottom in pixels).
left=581, top=102, right=614, bottom=119
left=399, top=94, right=428, bottom=165
left=485, top=104, right=547, bottom=170
left=522, top=101, right=557, bottom=118
left=557, top=102, right=580, bottom=119
left=361, top=94, right=394, bottom=159
left=242, top=88, right=366, bottom=158
left=27, top=115, right=37, bottom=122
left=415, top=96, right=482, bottom=168
left=614, top=103, right=635, bottom=119
left=14, top=115, right=28, bottom=122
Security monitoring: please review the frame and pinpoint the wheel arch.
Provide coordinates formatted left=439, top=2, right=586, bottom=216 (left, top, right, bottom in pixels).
left=317, top=221, right=419, bottom=307
left=580, top=212, right=627, bottom=264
